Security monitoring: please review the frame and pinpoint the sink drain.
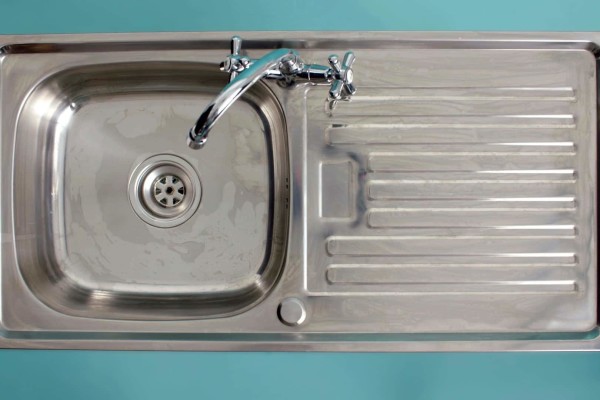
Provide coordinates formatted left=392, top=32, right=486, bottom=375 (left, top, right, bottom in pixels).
left=153, top=175, right=186, bottom=208
left=128, top=154, right=201, bottom=228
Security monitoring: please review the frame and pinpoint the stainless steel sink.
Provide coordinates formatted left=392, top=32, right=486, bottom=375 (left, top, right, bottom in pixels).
left=0, top=32, right=598, bottom=351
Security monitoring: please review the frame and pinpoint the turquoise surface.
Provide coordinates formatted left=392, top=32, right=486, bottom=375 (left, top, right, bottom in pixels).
left=1, top=0, right=600, bottom=32
left=1, top=1, right=600, bottom=399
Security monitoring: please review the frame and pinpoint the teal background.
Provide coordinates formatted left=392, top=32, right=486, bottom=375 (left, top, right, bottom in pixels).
left=1, top=0, right=600, bottom=399
left=2, top=0, right=600, bottom=32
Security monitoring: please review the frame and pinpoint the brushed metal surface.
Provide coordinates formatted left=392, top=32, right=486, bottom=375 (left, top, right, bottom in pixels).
left=304, top=44, right=596, bottom=334
left=0, top=31, right=597, bottom=351
left=9, top=61, right=290, bottom=319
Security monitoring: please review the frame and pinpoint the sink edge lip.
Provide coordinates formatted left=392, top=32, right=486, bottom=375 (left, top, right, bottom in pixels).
left=1, top=331, right=600, bottom=352
left=1, top=31, right=600, bottom=52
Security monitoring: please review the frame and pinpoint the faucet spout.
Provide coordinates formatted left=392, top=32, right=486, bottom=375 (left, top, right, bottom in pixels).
left=187, top=36, right=356, bottom=150
left=187, top=48, right=295, bottom=149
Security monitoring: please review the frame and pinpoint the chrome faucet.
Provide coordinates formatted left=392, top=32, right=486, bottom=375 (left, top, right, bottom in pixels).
left=187, top=36, right=356, bottom=149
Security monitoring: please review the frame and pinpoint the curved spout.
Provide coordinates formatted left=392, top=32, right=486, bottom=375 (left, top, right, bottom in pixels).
left=188, top=48, right=295, bottom=149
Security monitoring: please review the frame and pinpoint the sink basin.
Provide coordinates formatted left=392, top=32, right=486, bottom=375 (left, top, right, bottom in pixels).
left=0, top=32, right=598, bottom=351
left=12, top=61, right=289, bottom=319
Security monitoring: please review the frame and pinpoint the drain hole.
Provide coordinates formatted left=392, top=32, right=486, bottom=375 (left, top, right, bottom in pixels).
left=129, top=154, right=202, bottom=228
left=152, top=173, right=187, bottom=209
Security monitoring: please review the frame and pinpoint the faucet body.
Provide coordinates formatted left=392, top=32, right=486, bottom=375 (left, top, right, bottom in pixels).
left=188, top=37, right=356, bottom=149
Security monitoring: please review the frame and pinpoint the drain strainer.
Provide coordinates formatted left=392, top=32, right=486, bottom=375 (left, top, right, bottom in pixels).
left=153, top=175, right=186, bottom=208
left=128, top=154, right=202, bottom=228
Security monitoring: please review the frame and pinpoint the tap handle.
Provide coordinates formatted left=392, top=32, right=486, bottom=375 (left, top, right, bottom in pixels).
left=231, top=36, right=242, bottom=56
left=342, top=51, right=355, bottom=71
left=328, top=55, right=342, bottom=74
left=221, top=36, right=248, bottom=82
left=327, top=51, right=356, bottom=101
